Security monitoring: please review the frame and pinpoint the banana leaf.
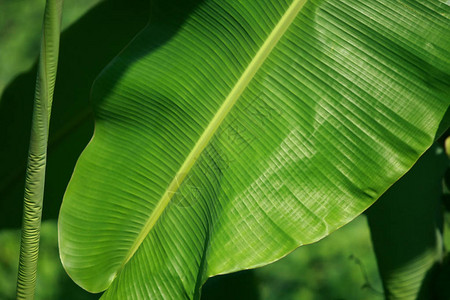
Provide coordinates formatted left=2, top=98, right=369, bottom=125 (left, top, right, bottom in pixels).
left=58, top=0, right=450, bottom=298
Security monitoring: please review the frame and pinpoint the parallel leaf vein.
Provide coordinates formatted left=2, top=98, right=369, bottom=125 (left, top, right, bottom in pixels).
left=118, top=0, right=309, bottom=273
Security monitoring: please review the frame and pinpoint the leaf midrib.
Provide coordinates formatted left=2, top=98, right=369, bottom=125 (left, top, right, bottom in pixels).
left=116, top=0, right=308, bottom=277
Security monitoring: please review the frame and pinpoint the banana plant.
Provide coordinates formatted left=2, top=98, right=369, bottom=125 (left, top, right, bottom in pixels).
left=0, top=0, right=150, bottom=230
left=15, top=0, right=62, bottom=298
left=5, top=0, right=449, bottom=299
left=56, top=0, right=449, bottom=299
left=366, top=142, right=448, bottom=299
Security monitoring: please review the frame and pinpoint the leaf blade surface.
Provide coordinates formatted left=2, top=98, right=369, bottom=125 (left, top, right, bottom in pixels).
left=59, top=0, right=450, bottom=297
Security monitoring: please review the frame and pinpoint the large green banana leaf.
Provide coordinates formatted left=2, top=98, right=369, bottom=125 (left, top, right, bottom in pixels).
left=59, top=0, right=450, bottom=298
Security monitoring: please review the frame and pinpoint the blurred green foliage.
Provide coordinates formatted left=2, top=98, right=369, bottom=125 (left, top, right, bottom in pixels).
left=0, top=217, right=383, bottom=299
left=255, top=216, right=383, bottom=300
left=0, top=0, right=101, bottom=94
left=0, top=221, right=99, bottom=300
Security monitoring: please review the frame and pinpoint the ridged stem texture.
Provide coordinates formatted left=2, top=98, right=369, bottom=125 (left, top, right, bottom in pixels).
left=16, top=0, right=62, bottom=299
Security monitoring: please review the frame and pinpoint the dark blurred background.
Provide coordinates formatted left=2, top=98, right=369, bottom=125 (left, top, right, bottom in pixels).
left=0, top=1, right=388, bottom=299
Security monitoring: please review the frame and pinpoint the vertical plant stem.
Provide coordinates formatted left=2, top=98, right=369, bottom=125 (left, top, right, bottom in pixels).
left=16, top=0, right=63, bottom=299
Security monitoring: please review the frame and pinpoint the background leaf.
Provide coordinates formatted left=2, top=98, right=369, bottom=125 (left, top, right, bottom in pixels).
left=0, top=0, right=150, bottom=229
left=366, top=143, right=448, bottom=299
